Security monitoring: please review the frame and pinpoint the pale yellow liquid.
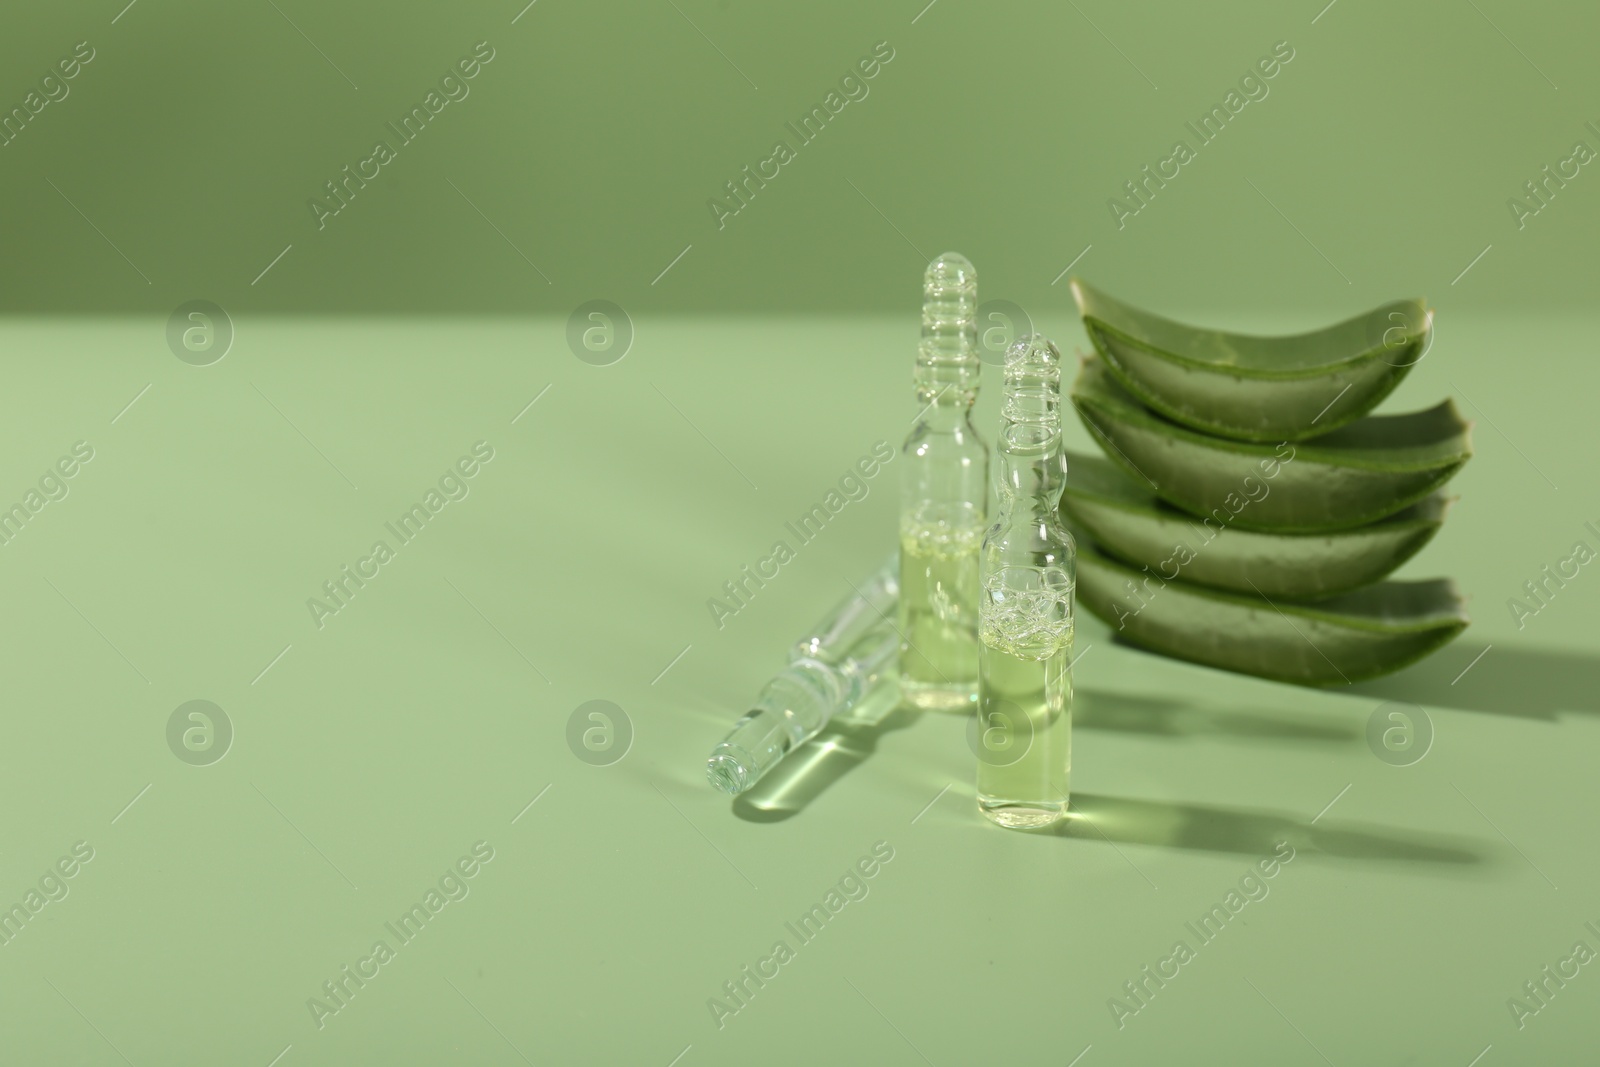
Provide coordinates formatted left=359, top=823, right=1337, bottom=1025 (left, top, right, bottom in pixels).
left=975, top=632, right=1072, bottom=828
left=898, top=520, right=983, bottom=712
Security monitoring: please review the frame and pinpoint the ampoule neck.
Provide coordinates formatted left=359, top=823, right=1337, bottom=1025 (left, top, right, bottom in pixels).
left=992, top=332, right=1067, bottom=521
left=914, top=252, right=980, bottom=410
left=912, top=377, right=979, bottom=410
left=916, top=395, right=977, bottom=430
left=994, top=449, right=1064, bottom=515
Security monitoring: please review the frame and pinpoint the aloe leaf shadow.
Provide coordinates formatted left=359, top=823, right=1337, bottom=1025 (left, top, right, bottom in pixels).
left=1346, top=641, right=1600, bottom=721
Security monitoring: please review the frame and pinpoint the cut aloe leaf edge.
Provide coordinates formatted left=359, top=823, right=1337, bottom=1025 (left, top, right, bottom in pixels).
left=1071, top=354, right=1472, bottom=533
left=1062, top=450, right=1450, bottom=599
left=1073, top=538, right=1470, bottom=687
left=1071, top=277, right=1431, bottom=441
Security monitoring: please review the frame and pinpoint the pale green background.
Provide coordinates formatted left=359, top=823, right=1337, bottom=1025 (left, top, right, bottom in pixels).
left=0, top=0, right=1596, bottom=314
left=1, top=0, right=1599, bottom=1064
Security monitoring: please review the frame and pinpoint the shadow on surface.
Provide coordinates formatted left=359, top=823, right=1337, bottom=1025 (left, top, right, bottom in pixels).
left=1347, top=641, right=1600, bottom=721
left=1054, top=793, right=1487, bottom=866
left=732, top=705, right=923, bottom=823
left=1076, top=687, right=1359, bottom=743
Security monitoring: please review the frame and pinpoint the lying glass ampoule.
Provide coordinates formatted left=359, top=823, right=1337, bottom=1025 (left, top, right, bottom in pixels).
left=790, top=555, right=896, bottom=664
left=706, top=559, right=899, bottom=796
left=899, top=253, right=990, bottom=712
left=976, top=334, right=1076, bottom=829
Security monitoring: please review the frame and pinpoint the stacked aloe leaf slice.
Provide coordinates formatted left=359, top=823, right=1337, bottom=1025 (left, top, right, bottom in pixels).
left=1064, top=279, right=1472, bottom=686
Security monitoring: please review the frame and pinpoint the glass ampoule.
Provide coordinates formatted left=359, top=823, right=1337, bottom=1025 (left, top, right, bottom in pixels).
left=976, top=334, right=1075, bottom=829
left=898, top=253, right=989, bottom=713
left=706, top=558, right=899, bottom=795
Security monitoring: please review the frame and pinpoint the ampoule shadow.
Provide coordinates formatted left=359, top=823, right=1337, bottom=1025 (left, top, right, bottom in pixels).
left=1076, top=686, right=1360, bottom=744
left=731, top=704, right=924, bottom=823
left=1051, top=792, right=1488, bottom=868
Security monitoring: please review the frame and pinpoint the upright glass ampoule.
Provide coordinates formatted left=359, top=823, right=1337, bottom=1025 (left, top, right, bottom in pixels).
left=898, top=253, right=989, bottom=712
left=976, top=334, right=1075, bottom=829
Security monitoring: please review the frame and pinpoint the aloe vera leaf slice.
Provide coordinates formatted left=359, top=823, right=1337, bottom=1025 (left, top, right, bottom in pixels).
left=1062, top=450, right=1449, bottom=598
left=1074, top=539, right=1469, bottom=686
left=1071, top=355, right=1471, bottom=533
left=1071, top=278, right=1430, bottom=441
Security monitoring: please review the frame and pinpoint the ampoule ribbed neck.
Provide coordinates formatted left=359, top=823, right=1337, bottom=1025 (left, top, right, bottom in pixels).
left=914, top=252, right=980, bottom=405
left=997, top=333, right=1062, bottom=459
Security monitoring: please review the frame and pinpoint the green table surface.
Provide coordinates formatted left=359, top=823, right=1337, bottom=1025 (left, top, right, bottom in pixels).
left=2, top=311, right=1596, bottom=1065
